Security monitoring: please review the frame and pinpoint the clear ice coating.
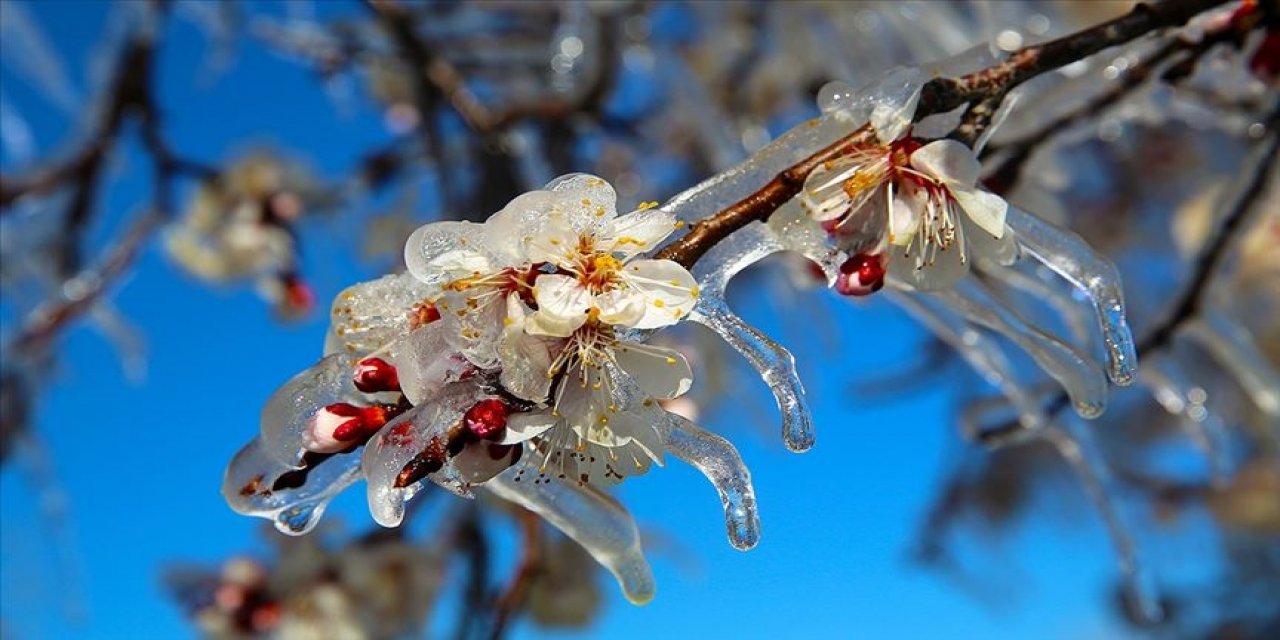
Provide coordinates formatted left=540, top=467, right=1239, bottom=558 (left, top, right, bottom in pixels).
left=927, top=278, right=1108, bottom=419
left=889, top=291, right=1046, bottom=431
left=690, top=294, right=814, bottom=452
left=362, top=384, right=480, bottom=528
left=682, top=221, right=815, bottom=452
left=325, top=272, right=435, bottom=357
left=258, top=353, right=357, bottom=468
left=222, top=437, right=362, bottom=536
left=1004, top=205, right=1138, bottom=386
left=486, top=469, right=657, bottom=605
left=1183, top=308, right=1280, bottom=419
left=1139, top=352, right=1234, bottom=484
left=662, top=413, right=761, bottom=550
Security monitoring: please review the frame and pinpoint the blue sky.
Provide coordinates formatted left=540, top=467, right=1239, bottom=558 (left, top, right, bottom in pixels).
left=1, top=2, right=1132, bottom=638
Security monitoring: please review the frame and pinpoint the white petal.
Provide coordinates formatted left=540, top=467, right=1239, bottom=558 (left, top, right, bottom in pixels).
left=950, top=186, right=1008, bottom=239
left=887, top=182, right=920, bottom=247
left=910, top=139, right=981, bottom=186
left=546, top=173, right=618, bottom=234
left=451, top=441, right=521, bottom=484
left=498, top=296, right=558, bottom=403
left=497, top=411, right=560, bottom=445
left=527, top=274, right=592, bottom=337
left=613, top=342, right=693, bottom=400
left=886, top=237, right=969, bottom=291
left=594, top=288, right=646, bottom=327
left=618, top=259, right=699, bottom=329
left=602, top=208, right=676, bottom=257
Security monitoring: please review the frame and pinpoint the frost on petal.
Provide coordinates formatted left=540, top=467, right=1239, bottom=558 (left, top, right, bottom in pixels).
left=386, top=322, right=474, bottom=407
left=966, top=220, right=1018, bottom=267
left=223, top=438, right=361, bottom=536
left=928, top=279, right=1108, bottom=418
left=662, top=413, right=761, bottom=550
left=1006, top=205, right=1137, bottom=386
left=545, top=173, right=619, bottom=233
left=886, top=182, right=921, bottom=247
left=325, top=273, right=435, bottom=357
left=950, top=186, right=1008, bottom=240
left=602, top=208, right=677, bottom=257
left=362, top=385, right=481, bottom=527
left=910, top=139, right=982, bottom=187
left=613, top=341, right=693, bottom=400
left=620, top=259, right=699, bottom=329
left=260, top=353, right=358, bottom=467
left=404, top=221, right=497, bottom=288
left=486, top=470, right=657, bottom=604
left=528, top=274, right=593, bottom=337
left=690, top=295, right=813, bottom=452
left=438, top=290, right=505, bottom=369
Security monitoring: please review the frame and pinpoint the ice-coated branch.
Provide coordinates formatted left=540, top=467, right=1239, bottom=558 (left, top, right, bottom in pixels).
left=982, top=7, right=1264, bottom=190
left=654, top=0, right=1232, bottom=271
left=1138, top=107, right=1280, bottom=356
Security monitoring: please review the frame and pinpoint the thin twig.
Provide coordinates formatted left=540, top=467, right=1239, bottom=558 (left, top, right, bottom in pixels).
left=653, top=0, right=1229, bottom=270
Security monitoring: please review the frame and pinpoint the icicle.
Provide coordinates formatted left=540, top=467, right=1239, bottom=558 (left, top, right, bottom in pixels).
left=222, top=438, right=361, bottom=536
left=486, top=469, right=657, bottom=605
left=1005, top=205, right=1138, bottom=386
left=1182, top=307, right=1280, bottom=420
left=1043, top=424, right=1164, bottom=625
left=889, top=291, right=1046, bottom=431
left=690, top=294, right=814, bottom=452
left=663, top=413, right=761, bottom=550
left=977, top=262, right=1095, bottom=350
left=1139, top=353, right=1234, bottom=485
left=928, top=278, right=1109, bottom=419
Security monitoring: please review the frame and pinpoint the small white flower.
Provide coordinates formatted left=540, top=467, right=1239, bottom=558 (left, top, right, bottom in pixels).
left=800, top=135, right=1014, bottom=292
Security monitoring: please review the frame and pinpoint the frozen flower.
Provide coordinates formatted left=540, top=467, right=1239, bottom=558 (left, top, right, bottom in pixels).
left=226, top=174, right=764, bottom=605
left=800, top=135, right=1012, bottom=292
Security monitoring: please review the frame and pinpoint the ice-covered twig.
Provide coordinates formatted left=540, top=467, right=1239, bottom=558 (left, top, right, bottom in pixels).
left=653, top=0, right=1231, bottom=270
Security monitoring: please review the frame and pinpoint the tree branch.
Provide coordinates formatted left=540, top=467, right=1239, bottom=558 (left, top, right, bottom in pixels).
left=654, top=0, right=1230, bottom=270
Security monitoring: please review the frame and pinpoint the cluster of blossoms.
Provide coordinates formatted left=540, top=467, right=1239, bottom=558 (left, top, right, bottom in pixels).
left=170, top=539, right=441, bottom=640
left=165, top=154, right=318, bottom=318
left=225, top=174, right=760, bottom=603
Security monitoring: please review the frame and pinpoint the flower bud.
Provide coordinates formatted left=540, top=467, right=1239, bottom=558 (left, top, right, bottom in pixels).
left=464, top=398, right=509, bottom=441
left=835, top=253, right=886, bottom=296
left=353, top=357, right=401, bottom=393
left=304, top=402, right=389, bottom=453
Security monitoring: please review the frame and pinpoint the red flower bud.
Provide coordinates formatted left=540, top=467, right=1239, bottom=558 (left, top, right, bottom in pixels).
left=353, top=357, right=401, bottom=393
left=834, top=253, right=886, bottom=296
left=464, top=398, right=509, bottom=441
